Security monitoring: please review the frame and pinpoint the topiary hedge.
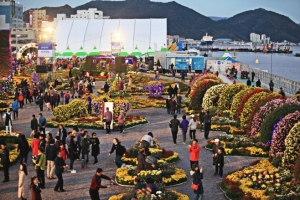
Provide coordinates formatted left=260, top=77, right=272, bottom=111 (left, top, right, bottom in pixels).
left=230, top=87, right=251, bottom=119
left=202, top=84, right=228, bottom=110
left=52, top=99, right=88, bottom=121
left=260, top=104, right=300, bottom=143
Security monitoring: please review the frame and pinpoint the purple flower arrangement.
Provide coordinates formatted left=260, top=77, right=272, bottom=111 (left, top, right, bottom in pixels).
left=91, top=101, right=102, bottom=115
left=145, top=81, right=163, bottom=97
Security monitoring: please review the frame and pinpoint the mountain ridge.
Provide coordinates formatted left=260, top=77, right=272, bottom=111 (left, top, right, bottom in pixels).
left=23, top=1, right=300, bottom=42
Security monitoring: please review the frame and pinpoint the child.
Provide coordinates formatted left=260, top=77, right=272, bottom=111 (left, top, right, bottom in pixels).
left=30, top=176, right=42, bottom=200
left=60, top=142, right=67, bottom=161
left=216, top=147, right=224, bottom=179
left=46, top=102, right=51, bottom=111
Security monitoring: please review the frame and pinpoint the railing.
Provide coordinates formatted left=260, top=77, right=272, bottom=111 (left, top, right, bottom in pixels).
left=240, top=63, right=300, bottom=96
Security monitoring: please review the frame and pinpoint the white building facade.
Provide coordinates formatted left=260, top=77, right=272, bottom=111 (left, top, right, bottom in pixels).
left=70, top=8, right=110, bottom=20
left=0, top=1, right=23, bottom=29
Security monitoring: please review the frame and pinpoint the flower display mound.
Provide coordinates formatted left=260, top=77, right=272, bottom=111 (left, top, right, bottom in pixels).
left=145, top=81, right=163, bottom=97
left=229, top=87, right=251, bottom=119
left=206, top=134, right=268, bottom=157
left=0, top=90, right=9, bottom=100
left=122, top=138, right=180, bottom=165
left=189, top=79, right=223, bottom=110
left=240, top=91, right=278, bottom=128
left=292, top=94, right=300, bottom=100
left=202, top=84, right=228, bottom=111
left=235, top=87, right=264, bottom=122
left=47, top=115, right=147, bottom=129
left=189, top=72, right=213, bottom=86
left=244, top=95, right=281, bottom=134
left=108, top=189, right=189, bottom=200
left=128, top=96, right=166, bottom=109
left=283, top=122, right=300, bottom=167
left=217, top=83, right=246, bottom=115
left=260, top=103, right=300, bottom=143
left=269, top=111, right=300, bottom=158
left=53, top=99, right=88, bottom=121
left=221, top=159, right=300, bottom=200
left=115, top=165, right=187, bottom=186
left=192, top=73, right=222, bottom=86
left=249, top=98, right=300, bottom=138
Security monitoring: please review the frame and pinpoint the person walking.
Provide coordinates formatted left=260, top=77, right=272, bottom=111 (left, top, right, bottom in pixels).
left=31, top=115, right=38, bottom=132
left=54, top=151, right=68, bottom=192
left=37, top=93, right=44, bottom=111
left=212, top=139, right=222, bottom=176
left=109, top=138, right=126, bottom=168
left=191, top=164, right=204, bottom=200
left=269, top=80, right=274, bottom=91
left=104, top=107, right=113, bottom=134
left=87, top=94, right=92, bottom=114
left=180, top=115, right=189, bottom=144
left=189, top=115, right=197, bottom=140
left=176, top=94, right=182, bottom=114
left=80, top=131, right=89, bottom=169
left=38, top=113, right=47, bottom=135
left=188, top=139, right=200, bottom=170
left=204, top=111, right=212, bottom=140
left=118, top=111, right=125, bottom=134
left=89, top=168, right=114, bottom=200
left=199, top=109, right=205, bottom=132
left=173, top=84, right=179, bottom=97
left=1, top=143, right=10, bottom=182
left=68, top=135, right=77, bottom=173
left=246, top=78, right=251, bottom=87
left=64, top=91, right=70, bottom=104
left=169, top=97, right=176, bottom=115
left=30, top=176, right=42, bottom=200
left=45, top=139, right=57, bottom=179
left=169, top=114, right=181, bottom=145
left=103, top=82, right=110, bottom=93
left=251, top=70, right=255, bottom=82
left=31, top=133, right=40, bottom=157
left=18, top=92, right=24, bottom=108
left=32, top=148, right=46, bottom=189
left=3, top=108, right=12, bottom=134
left=18, top=163, right=29, bottom=200
left=166, top=96, right=171, bottom=114
left=256, top=79, right=261, bottom=87
left=57, top=124, right=67, bottom=145
left=167, top=85, right=173, bottom=97
left=18, top=135, right=30, bottom=164
left=91, top=132, right=100, bottom=164
left=12, top=99, right=19, bottom=120
left=216, top=147, right=225, bottom=179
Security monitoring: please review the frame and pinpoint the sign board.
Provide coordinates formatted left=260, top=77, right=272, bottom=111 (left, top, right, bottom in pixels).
left=38, top=43, right=54, bottom=58
left=29, top=11, right=33, bottom=28
left=191, top=57, right=205, bottom=71
left=175, top=57, right=189, bottom=70
left=217, top=60, right=221, bottom=65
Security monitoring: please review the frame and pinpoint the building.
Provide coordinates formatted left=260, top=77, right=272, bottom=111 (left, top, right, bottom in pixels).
left=11, top=27, right=37, bottom=51
left=70, top=8, right=110, bottom=19
left=0, top=1, right=23, bottom=29
left=250, top=33, right=270, bottom=44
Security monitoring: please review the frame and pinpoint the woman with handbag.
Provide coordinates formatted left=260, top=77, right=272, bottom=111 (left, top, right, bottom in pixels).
left=191, top=164, right=204, bottom=200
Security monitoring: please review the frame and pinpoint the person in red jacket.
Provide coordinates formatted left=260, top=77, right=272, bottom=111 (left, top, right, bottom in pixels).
left=59, top=143, right=67, bottom=161
left=188, top=139, right=200, bottom=173
left=89, top=168, right=114, bottom=200
left=31, top=133, right=40, bottom=158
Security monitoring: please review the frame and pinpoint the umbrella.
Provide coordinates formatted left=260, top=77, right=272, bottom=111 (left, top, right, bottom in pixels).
left=62, top=46, right=73, bottom=57
left=76, top=46, right=87, bottom=58
left=120, top=46, right=129, bottom=56
left=89, top=46, right=100, bottom=56
left=147, top=46, right=154, bottom=56
left=130, top=45, right=142, bottom=56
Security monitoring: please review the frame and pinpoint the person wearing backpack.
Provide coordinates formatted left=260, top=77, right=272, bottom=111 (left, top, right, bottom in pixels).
left=64, top=91, right=71, bottom=104
left=108, top=138, right=126, bottom=168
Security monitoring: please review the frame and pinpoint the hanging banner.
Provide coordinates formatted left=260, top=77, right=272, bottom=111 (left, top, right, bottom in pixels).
left=29, top=11, right=33, bottom=28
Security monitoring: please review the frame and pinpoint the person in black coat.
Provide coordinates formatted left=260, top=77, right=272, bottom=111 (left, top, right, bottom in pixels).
left=18, top=134, right=30, bottom=164
left=136, top=148, right=147, bottom=173
left=31, top=115, right=39, bottom=131
left=1, top=143, right=10, bottom=182
left=246, top=78, right=251, bottom=87
left=191, top=163, right=204, bottom=200
left=256, top=79, right=261, bottom=87
left=167, top=85, right=173, bottom=97
left=57, top=124, right=67, bottom=145
left=165, top=96, right=171, bottom=114
left=216, top=147, right=225, bottom=178
left=108, top=138, right=126, bottom=168
left=69, top=136, right=78, bottom=172
left=54, top=151, right=68, bottom=192
left=104, top=82, right=110, bottom=93
left=90, top=132, right=100, bottom=164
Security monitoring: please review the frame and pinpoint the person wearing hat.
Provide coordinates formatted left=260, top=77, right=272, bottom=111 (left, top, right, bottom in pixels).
left=191, top=163, right=204, bottom=200
left=189, top=114, right=197, bottom=140
left=212, top=138, right=222, bottom=175
left=89, top=168, right=114, bottom=200
left=1, top=142, right=10, bottom=182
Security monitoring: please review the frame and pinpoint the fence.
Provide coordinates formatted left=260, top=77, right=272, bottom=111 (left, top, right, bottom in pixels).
left=240, top=63, right=300, bottom=96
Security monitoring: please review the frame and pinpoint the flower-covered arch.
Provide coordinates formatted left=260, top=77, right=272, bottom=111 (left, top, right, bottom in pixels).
left=269, top=111, right=300, bottom=158
left=230, top=87, right=251, bottom=119
left=216, top=83, right=246, bottom=115
left=282, top=122, right=300, bottom=167
left=202, top=84, right=228, bottom=110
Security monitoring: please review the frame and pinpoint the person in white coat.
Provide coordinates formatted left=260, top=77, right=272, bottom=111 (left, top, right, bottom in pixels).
left=3, top=108, right=12, bottom=134
left=189, top=114, right=198, bottom=140
left=18, top=163, right=29, bottom=200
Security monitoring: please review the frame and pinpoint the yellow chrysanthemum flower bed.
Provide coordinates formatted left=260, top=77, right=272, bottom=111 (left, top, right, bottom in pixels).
left=224, top=146, right=267, bottom=156
left=108, top=190, right=189, bottom=200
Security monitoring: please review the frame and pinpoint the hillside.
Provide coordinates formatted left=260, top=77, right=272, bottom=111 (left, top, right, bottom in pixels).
left=23, top=1, right=300, bottom=42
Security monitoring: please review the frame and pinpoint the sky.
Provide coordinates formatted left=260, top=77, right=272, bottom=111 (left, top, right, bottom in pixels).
left=18, top=0, right=300, bottom=23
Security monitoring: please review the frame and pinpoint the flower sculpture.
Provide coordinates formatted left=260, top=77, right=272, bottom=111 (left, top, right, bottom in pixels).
left=145, top=81, right=163, bottom=97
left=202, top=84, right=228, bottom=110
left=283, top=122, right=300, bottom=167
left=91, top=101, right=102, bottom=115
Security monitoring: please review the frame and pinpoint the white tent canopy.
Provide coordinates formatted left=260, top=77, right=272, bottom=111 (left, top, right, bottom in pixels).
left=55, top=19, right=167, bottom=55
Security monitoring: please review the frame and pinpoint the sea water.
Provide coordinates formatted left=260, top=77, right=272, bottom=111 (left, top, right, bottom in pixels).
left=212, top=46, right=300, bottom=82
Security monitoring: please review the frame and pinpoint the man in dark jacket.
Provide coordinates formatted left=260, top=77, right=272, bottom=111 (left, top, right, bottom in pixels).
left=103, top=82, right=109, bottom=93
left=46, top=139, right=57, bottom=179
left=256, top=79, right=261, bottom=87
left=80, top=132, right=89, bottom=169
left=54, top=151, right=68, bottom=192
left=246, top=78, right=251, bottom=87
left=57, top=124, right=67, bottom=145
left=89, top=168, right=114, bottom=200
left=39, top=113, right=47, bottom=134
left=169, top=97, right=176, bottom=115
left=1, top=143, right=10, bottom=182
left=176, top=94, right=182, bottom=114
left=31, top=114, right=38, bottom=131
left=165, top=96, right=171, bottom=114
left=169, top=114, right=181, bottom=145
left=204, top=111, right=212, bottom=140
